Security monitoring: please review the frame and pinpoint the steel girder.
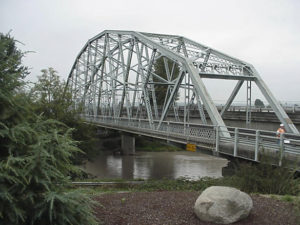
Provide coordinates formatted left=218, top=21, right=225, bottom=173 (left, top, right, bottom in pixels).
left=66, top=30, right=299, bottom=135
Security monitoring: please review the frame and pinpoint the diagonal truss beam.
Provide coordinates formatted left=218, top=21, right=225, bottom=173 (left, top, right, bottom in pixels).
left=220, top=80, right=244, bottom=116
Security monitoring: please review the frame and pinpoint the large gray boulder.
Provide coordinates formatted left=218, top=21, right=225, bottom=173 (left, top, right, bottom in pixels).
left=194, top=186, right=253, bottom=224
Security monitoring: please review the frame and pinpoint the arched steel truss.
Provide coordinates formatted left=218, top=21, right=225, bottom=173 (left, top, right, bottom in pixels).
left=66, top=30, right=299, bottom=136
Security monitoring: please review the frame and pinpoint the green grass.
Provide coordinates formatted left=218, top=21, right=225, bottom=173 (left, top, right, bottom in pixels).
left=281, top=195, right=294, bottom=202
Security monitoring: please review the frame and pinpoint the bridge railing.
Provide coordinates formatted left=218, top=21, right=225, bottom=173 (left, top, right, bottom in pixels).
left=82, top=115, right=300, bottom=164
left=216, top=125, right=300, bottom=164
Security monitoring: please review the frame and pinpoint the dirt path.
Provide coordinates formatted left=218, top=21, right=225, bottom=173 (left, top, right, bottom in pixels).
left=94, top=191, right=298, bottom=225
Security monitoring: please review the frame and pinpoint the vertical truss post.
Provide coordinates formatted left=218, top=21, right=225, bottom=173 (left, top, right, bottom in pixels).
left=135, top=40, right=154, bottom=129
left=169, top=61, right=180, bottom=121
left=191, top=91, right=207, bottom=124
left=132, top=44, right=144, bottom=114
left=184, top=72, right=187, bottom=135
left=149, top=73, right=159, bottom=119
left=106, top=36, right=117, bottom=117
left=201, top=50, right=211, bottom=72
left=119, top=38, right=133, bottom=118
left=144, top=49, right=157, bottom=87
left=82, top=43, right=91, bottom=113
left=246, top=81, right=252, bottom=127
left=112, top=49, right=121, bottom=118
left=74, top=59, right=79, bottom=109
left=162, top=57, right=171, bottom=110
left=144, top=47, right=159, bottom=119
left=92, top=39, right=99, bottom=116
left=97, top=34, right=108, bottom=115
left=187, top=74, right=191, bottom=124
left=215, top=125, right=220, bottom=153
left=144, top=48, right=157, bottom=119
left=157, top=70, right=185, bottom=130
left=161, top=58, right=180, bottom=122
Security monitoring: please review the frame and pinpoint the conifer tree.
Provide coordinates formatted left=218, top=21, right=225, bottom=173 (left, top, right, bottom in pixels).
left=0, top=33, right=98, bottom=224
left=153, top=57, right=180, bottom=106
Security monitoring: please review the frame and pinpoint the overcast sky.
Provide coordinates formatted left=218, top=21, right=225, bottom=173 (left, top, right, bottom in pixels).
left=1, top=0, right=300, bottom=103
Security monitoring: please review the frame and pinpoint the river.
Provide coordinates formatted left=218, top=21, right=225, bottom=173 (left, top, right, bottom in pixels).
left=83, top=151, right=228, bottom=180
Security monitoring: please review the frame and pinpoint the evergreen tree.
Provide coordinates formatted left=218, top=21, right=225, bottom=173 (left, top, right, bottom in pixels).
left=0, top=33, right=98, bottom=224
left=254, top=98, right=265, bottom=108
left=153, top=57, right=180, bottom=106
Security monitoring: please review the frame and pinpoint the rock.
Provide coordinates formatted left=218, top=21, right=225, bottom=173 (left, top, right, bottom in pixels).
left=194, top=186, right=253, bottom=224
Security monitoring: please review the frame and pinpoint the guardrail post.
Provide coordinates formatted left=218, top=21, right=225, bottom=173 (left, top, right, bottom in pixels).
left=167, top=121, right=170, bottom=142
left=234, top=128, right=238, bottom=157
left=293, top=104, right=295, bottom=113
left=215, top=126, right=220, bottom=154
left=255, top=130, right=260, bottom=161
left=279, top=133, right=284, bottom=166
left=138, top=119, right=141, bottom=129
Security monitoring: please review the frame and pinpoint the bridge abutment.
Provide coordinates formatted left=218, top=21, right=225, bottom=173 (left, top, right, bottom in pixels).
left=121, top=133, right=135, bottom=155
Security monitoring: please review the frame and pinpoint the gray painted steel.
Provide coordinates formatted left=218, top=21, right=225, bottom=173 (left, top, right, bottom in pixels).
left=66, top=30, right=299, bottom=135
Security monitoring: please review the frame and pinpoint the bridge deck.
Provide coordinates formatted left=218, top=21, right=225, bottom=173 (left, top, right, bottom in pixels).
left=83, top=115, right=300, bottom=167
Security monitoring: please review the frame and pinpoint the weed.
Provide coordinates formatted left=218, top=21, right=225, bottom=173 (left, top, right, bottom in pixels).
left=281, top=195, right=294, bottom=202
left=228, top=154, right=300, bottom=195
left=121, top=198, right=126, bottom=204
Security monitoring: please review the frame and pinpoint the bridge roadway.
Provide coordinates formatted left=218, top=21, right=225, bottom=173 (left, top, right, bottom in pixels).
left=179, top=110, right=300, bottom=132
left=83, top=114, right=300, bottom=167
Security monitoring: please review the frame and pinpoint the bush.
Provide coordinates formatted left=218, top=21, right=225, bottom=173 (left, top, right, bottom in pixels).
left=229, top=156, right=300, bottom=195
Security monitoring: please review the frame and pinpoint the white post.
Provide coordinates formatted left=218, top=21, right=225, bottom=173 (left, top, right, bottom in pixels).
left=255, top=130, right=260, bottom=161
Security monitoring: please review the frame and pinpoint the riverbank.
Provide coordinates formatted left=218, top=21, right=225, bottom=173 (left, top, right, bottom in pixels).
left=93, top=191, right=299, bottom=225
left=76, top=158, right=300, bottom=224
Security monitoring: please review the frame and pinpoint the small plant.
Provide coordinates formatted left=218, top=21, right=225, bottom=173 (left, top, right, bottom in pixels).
left=121, top=198, right=126, bottom=204
left=281, top=195, right=294, bottom=202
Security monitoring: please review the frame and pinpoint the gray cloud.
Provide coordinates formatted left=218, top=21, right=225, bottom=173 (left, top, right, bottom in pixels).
left=1, top=0, right=299, bottom=103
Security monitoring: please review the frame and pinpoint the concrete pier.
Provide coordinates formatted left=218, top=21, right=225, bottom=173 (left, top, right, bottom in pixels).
left=121, top=133, right=135, bottom=155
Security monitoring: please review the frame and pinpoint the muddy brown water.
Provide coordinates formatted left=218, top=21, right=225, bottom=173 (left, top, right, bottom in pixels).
left=83, top=151, right=228, bottom=180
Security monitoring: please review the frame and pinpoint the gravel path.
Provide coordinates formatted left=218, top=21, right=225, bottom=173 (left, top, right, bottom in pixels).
left=94, top=191, right=298, bottom=225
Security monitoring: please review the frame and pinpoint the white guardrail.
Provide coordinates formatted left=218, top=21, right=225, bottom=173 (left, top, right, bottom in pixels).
left=82, top=115, right=300, bottom=165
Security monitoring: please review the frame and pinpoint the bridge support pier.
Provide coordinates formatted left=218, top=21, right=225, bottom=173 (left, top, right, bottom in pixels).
left=121, top=133, right=135, bottom=155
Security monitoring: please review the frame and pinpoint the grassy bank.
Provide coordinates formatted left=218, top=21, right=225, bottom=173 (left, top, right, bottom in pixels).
left=75, top=156, right=300, bottom=217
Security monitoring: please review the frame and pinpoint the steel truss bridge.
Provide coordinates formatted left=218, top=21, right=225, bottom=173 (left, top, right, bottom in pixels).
left=66, top=30, right=300, bottom=164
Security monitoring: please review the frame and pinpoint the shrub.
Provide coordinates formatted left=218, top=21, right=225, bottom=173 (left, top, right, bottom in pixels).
left=230, top=156, right=300, bottom=195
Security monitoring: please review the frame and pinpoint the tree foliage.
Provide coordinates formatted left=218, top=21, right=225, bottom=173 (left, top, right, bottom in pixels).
left=0, top=33, right=98, bottom=225
left=254, top=98, right=265, bottom=108
left=30, top=68, right=99, bottom=164
left=31, top=68, right=64, bottom=117
left=0, top=33, right=28, bottom=94
left=153, top=56, right=180, bottom=106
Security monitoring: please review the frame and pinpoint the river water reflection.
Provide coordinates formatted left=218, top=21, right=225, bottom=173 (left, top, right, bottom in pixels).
left=83, top=151, right=228, bottom=180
